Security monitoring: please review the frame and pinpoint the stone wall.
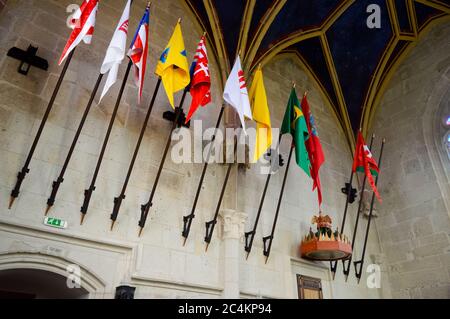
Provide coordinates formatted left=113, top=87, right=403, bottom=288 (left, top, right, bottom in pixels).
left=0, top=0, right=387, bottom=298
left=371, top=21, right=450, bottom=298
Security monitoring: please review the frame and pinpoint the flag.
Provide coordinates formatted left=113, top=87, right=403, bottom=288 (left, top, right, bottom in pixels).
left=223, top=56, right=252, bottom=133
left=99, top=0, right=131, bottom=102
left=281, top=88, right=310, bottom=176
left=249, top=68, right=272, bottom=162
left=156, top=21, right=190, bottom=108
left=185, top=35, right=211, bottom=123
left=302, top=95, right=325, bottom=206
left=353, top=131, right=382, bottom=202
left=128, top=4, right=150, bottom=104
left=59, top=0, right=99, bottom=65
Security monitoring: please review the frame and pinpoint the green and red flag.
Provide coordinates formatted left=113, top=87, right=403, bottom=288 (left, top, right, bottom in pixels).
left=353, top=131, right=382, bottom=202
left=302, top=94, right=325, bottom=206
left=281, top=88, right=310, bottom=176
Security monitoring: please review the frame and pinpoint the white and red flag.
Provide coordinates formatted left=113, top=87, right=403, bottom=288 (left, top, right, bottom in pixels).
left=353, top=131, right=382, bottom=203
left=223, top=56, right=252, bottom=133
left=59, top=0, right=99, bottom=65
left=99, top=0, right=131, bottom=101
left=185, top=35, right=211, bottom=123
left=128, top=4, right=150, bottom=104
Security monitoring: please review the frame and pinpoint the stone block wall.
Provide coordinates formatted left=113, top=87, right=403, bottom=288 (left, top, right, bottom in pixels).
left=371, top=21, right=450, bottom=298
left=0, top=0, right=387, bottom=298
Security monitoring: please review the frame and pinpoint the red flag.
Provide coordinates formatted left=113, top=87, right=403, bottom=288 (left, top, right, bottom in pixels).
left=186, top=35, right=211, bottom=123
left=353, top=132, right=382, bottom=202
left=302, top=95, right=325, bottom=206
left=59, top=0, right=99, bottom=65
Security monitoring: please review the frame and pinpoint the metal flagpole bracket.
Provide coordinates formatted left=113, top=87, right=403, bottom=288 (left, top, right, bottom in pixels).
left=46, top=177, right=64, bottom=211
left=111, top=194, right=126, bottom=220
left=139, top=201, right=152, bottom=227
left=262, top=235, right=273, bottom=257
left=7, top=45, right=49, bottom=75
left=341, top=183, right=357, bottom=204
left=163, top=107, right=190, bottom=128
left=204, top=219, right=217, bottom=243
left=353, top=260, right=364, bottom=283
left=182, top=213, right=195, bottom=237
left=244, top=231, right=256, bottom=253
left=81, top=186, right=96, bottom=214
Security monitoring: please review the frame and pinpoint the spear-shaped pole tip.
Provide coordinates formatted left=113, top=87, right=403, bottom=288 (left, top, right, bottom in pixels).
left=178, top=17, right=182, bottom=24
left=146, top=2, right=151, bottom=9
left=80, top=214, right=86, bottom=225
left=292, top=81, right=296, bottom=88
left=258, top=63, right=262, bottom=70
left=138, top=227, right=144, bottom=237
left=332, top=271, right=336, bottom=280
left=45, top=205, right=51, bottom=216
left=203, top=31, right=207, bottom=37
left=205, top=243, right=210, bottom=253
left=304, top=90, right=308, bottom=97
left=246, top=252, right=250, bottom=261
left=372, top=133, right=376, bottom=138
left=383, top=138, right=386, bottom=143
left=110, top=220, right=116, bottom=232
left=8, top=197, right=15, bottom=210
left=265, top=256, right=269, bottom=264
left=182, top=237, right=188, bottom=247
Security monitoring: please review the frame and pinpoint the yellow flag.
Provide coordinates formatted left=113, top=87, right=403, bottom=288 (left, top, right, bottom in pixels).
left=155, top=22, right=190, bottom=108
left=249, top=68, right=272, bottom=162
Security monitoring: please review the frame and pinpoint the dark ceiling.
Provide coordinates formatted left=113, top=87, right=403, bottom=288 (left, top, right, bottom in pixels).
left=184, top=0, right=450, bottom=147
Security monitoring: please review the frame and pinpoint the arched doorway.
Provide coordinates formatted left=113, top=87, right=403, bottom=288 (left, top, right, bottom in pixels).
left=0, top=268, right=89, bottom=299
left=0, top=252, right=106, bottom=299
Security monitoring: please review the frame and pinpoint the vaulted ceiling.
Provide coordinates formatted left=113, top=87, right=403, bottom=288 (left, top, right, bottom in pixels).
left=182, top=0, right=450, bottom=148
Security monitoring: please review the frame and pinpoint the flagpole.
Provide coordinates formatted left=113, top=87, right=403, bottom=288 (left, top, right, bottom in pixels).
left=263, top=145, right=294, bottom=264
left=8, top=49, right=76, bottom=209
left=330, top=130, right=372, bottom=279
left=137, top=88, right=188, bottom=236
left=204, top=137, right=239, bottom=252
left=353, top=138, right=385, bottom=284
left=342, top=134, right=376, bottom=281
left=80, top=59, right=132, bottom=225
left=45, top=73, right=104, bottom=215
left=244, top=135, right=282, bottom=259
left=181, top=105, right=226, bottom=246
left=107, top=77, right=163, bottom=231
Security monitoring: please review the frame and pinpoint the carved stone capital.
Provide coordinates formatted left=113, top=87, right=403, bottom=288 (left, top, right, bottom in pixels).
left=219, top=209, right=247, bottom=240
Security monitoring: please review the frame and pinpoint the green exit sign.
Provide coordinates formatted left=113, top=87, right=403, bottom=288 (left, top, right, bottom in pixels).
left=44, top=217, right=68, bottom=229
